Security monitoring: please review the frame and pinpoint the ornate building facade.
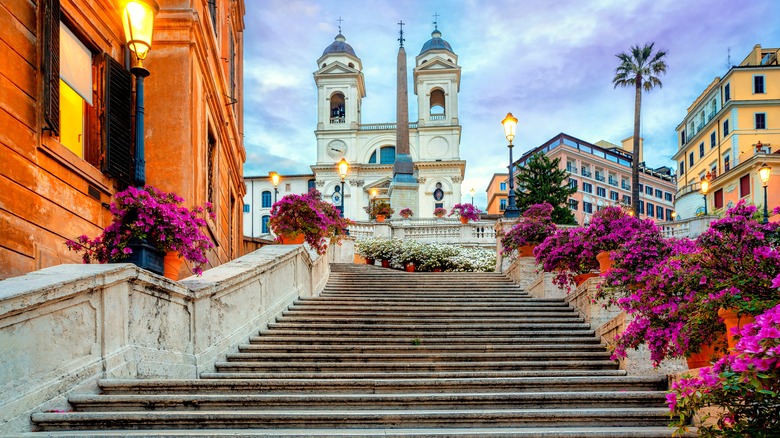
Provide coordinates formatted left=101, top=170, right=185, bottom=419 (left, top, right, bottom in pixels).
left=310, top=27, right=465, bottom=220
left=0, top=0, right=246, bottom=279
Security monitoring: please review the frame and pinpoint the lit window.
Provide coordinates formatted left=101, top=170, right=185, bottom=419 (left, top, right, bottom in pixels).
left=59, top=23, right=93, bottom=158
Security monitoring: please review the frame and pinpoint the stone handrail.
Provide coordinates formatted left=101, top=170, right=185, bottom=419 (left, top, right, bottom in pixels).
left=659, top=215, right=717, bottom=238
left=348, top=219, right=497, bottom=248
left=0, top=244, right=333, bottom=433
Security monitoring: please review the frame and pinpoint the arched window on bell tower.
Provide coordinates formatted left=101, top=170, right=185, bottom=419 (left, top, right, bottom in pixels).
left=430, top=88, right=445, bottom=120
left=330, top=92, right=345, bottom=124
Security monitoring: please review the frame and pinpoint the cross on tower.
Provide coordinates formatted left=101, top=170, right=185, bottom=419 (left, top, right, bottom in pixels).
left=337, top=17, right=343, bottom=33
left=398, top=20, right=405, bottom=47
left=433, top=12, right=439, bottom=29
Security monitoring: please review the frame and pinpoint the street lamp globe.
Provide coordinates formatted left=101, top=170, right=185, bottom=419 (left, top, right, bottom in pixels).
left=122, top=0, right=159, bottom=65
left=501, top=112, right=518, bottom=145
left=338, top=158, right=349, bottom=181
left=701, top=179, right=709, bottom=195
left=759, top=163, right=771, bottom=186
left=270, top=171, right=280, bottom=188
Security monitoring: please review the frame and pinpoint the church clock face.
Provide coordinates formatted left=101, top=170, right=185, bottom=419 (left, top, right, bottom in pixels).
left=327, top=140, right=347, bottom=160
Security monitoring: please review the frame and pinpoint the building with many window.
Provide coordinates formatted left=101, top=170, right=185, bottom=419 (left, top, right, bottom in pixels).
left=673, top=44, right=779, bottom=220
left=243, top=174, right=315, bottom=238
left=514, top=133, right=676, bottom=225
left=0, top=0, right=246, bottom=279
left=485, top=174, right=509, bottom=214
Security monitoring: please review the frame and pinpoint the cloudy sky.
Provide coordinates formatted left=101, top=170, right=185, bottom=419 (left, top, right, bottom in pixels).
left=243, top=0, right=780, bottom=208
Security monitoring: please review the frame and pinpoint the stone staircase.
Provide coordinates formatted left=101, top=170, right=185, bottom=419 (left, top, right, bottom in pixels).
left=30, top=263, right=681, bottom=437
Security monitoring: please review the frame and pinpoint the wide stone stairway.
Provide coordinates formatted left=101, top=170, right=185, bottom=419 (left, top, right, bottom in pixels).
left=31, top=263, right=679, bottom=437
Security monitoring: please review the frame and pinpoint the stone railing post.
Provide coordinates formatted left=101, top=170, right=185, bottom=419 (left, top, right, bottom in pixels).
left=494, top=218, right=519, bottom=272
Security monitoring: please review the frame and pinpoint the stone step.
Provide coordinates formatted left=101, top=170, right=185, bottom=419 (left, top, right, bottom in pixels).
left=99, top=375, right=665, bottom=395
left=237, top=344, right=607, bottom=353
left=291, top=302, right=571, bottom=310
left=297, top=297, right=564, bottom=304
left=283, top=308, right=577, bottom=316
left=18, top=426, right=696, bottom=437
left=248, top=335, right=603, bottom=345
left=257, top=329, right=597, bottom=338
left=266, top=322, right=594, bottom=331
left=213, top=360, right=619, bottom=373
left=67, top=391, right=668, bottom=412
left=32, top=408, right=672, bottom=431
left=198, top=370, right=631, bottom=381
left=223, top=351, right=613, bottom=363
left=274, top=316, right=585, bottom=325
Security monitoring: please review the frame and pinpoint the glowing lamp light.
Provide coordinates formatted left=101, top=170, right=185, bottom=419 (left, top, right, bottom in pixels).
left=701, top=179, right=710, bottom=195
left=501, top=112, right=518, bottom=144
left=759, top=163, right=771, bottom=186
left=338, top=158, right=349, bottom=180
left=269, top=171, right=280, bottom=188
left=122, top=0, right=160, bottom=61
left=370, top=188, right=378, bottom=198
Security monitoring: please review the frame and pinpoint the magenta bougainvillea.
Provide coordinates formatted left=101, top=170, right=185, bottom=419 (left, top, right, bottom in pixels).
left=66, top=186, right=215, bottom=275
left=501, top=203, right=556, bottom=256
left=268, top=189, right=352, bottom=255
left=399, top=208, right=414, bottom=219
left=448, top=203, right=481, bottom=222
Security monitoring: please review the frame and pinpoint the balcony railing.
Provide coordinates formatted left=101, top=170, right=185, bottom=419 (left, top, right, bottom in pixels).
left=595, top=174, right=605, bottom=182
left=359, top=122, right=419, bottom=131
left=608, top=178, right=618, bottom=186
left=621, top=183, right=630, bottom=190
left=581, top=170, right=592, bottom=178
left=566, top=166, right=578, bottom=174
left=330, top=117, right=345, bottom=124
left=429, top=113, right=446, bottom=121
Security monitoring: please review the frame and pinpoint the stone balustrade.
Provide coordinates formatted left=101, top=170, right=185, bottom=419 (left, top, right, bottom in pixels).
left=349, top=218, right=497, bottom=248
left=0, top=243, right=343, bottom=433
left=659, top=215, right=717, bottom=239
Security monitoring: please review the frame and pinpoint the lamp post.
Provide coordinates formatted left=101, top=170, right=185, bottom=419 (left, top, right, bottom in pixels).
left=700, top=178, right=710, bottom=216
left=338, top=158, right=349, bottom=218
left=469, top=187, right=476, bottom=205
left=269, top=171, right=280, bottom=203
left=671, top=211, right=676, bottom=221
left=122, top=0, right=159, bottom=188
left=501, top=112, right=520, bottom=218
left=370, top=188, right=378, bottom=221
left=759, top=163, right=771, bottom=224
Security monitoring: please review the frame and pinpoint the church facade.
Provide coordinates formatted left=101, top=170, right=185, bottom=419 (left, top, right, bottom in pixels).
left=310, top=27, right=466, bottom=220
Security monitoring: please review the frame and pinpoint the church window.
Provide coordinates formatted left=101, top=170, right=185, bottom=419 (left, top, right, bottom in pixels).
left=379, top=146, right=396, bottom=164
left=430, top=88, right=445, bottom=117
left=348, top=62, right=354, bottom=68
left=369, top=151, right=376, bottom=163
left=330, top=92, right=345, bottom=123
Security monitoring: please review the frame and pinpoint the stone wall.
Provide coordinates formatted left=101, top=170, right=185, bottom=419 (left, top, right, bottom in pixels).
left=0, top=244, right=329, bottom=432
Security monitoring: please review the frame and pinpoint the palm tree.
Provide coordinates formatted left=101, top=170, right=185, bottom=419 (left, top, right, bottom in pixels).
left=613, top=43, right=668, bottom=215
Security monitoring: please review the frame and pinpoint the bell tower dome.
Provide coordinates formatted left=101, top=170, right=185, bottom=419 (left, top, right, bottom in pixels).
left=313, top=32, right=366, bottom=132
left=413, top=26, right=460, bottom=127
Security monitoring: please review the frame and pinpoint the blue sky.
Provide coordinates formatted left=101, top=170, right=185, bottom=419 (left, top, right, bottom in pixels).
left=243, top=0, right=780, bottom=209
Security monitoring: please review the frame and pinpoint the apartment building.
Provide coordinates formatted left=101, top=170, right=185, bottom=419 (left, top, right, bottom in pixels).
left=485, top=173, right=509, bottom=214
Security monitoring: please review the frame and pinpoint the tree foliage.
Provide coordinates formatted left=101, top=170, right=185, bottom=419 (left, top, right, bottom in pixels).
left=514, top=152, right=576, bottom=225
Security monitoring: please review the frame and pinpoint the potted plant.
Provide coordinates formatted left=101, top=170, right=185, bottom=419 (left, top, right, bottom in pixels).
left=371, top=201, right=394, bottom=222
left=534, top=226, right=598, bottom=290
left=433, top=207, right=447, bottom=219
left=268, top=189, right=352, bottom=254
left=376, top=238, right=402, bottom=268
left=501, top=203, right=556, bottom=259
left=449, top=203, right=480, bottom=224
left=584, top=205, right=644, bottom=275
left=65, top=186, right=214, bottom=278
left=418, top=242, right=458, bottom=272
left=399, top=208, right=414, bottom=219
left=355, top=237, right=382, bottom=265
left=391, top=240, right=425, bottom=272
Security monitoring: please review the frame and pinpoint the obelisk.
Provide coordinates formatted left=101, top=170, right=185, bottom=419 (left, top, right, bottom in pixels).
left=389, top=21, right=419, bottom=214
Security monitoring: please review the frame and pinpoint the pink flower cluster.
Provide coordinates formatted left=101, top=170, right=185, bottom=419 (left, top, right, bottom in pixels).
left=399, top=208, right=414, bottom=219
left=268, top=189, right=352, bottom=255
left=65, top=186, right=215, bottom=275
left=501, top=203, right=556, bottom=256
left=668, top=303, right=780, bottom=435
left=448, top=203, right=481, bottom=221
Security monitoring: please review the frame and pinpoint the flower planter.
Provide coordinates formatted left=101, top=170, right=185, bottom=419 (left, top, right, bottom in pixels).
left=404, top=262, right=415, bottom=272
left=163, top=251, right=184, bottom=281
left=718, top=308, right=756, bottom=350
left=518, top=244, right=536, bottom=258
left=365, top=257, right=375, bottom=265
left=596, top=251, right=613, bottom=276
left=686, top=342, right=720, bottom=369
left=120, top=239, right=165, bottom=276
left=459, top=216, right=469, bottom=224
left=432, top=267, right=443, bottom=272
left=573, top=273, right=598, bottom=287
left=376, top=215, right=386, bottom=223
left=279, top=234, right=305, bottom=245
left=381, top=259, right=391, bottom=268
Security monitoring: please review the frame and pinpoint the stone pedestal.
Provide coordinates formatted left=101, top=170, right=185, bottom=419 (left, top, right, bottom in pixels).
left=388, top=180, right=419, bottom=217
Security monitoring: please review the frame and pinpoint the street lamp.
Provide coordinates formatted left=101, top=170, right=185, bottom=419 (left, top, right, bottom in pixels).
left=759, top=163, right=771, bottom=224
left=122, top=0, right=159, bottom=187
left=671, top=211, right=677, bottom=221
left=338, top=158, right=349, bottom=217
left=501, top=112, right=520, bottom=218
left=269, top=171, right=280, bottom=203
left=469, top=187, right=476, bottom=205
left=700, top=177, right=710, bottom=216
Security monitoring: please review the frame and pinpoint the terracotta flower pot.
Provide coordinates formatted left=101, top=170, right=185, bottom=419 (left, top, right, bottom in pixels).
left=518, top=244, right=536, bottom=258
left=686, top=342, right=720, bottom=369
left=718, top=308, right=756, bottom=350
left=432, top=267, right=442, bottom=272
left=279, top=234, right=305, bottom=244
left=460, top=216, right=469, bottom=224
left=365, top=257, right=375, bottom=265
left=381, top=259, right=391, bottom=268
left=596, top=251, right=613, bottom=276
left=573, top=273, right=598, bottom=287
left=405, top=262, right=415, bottom=272
left=376, top=215, right=386, bottom=223
left=163, top=251, right=184, bottom=281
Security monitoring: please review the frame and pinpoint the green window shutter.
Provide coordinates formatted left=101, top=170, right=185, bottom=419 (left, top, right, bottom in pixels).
left=102, top=54, right=134, bottom=187
left=42, top=0, right=60, bottom=135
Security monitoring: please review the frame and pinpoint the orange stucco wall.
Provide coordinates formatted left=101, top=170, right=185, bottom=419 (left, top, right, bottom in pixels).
left=0, top=0, right=246, bottom=279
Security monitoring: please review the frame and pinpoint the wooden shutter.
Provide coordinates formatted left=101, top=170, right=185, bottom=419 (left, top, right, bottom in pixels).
left=714, top=189, right=724, bottom=209
left=740, top=174, right=751, bottom=197
left=42, top=0, right=60, bottom=135
left=102, top=54, right=134, bottom=187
